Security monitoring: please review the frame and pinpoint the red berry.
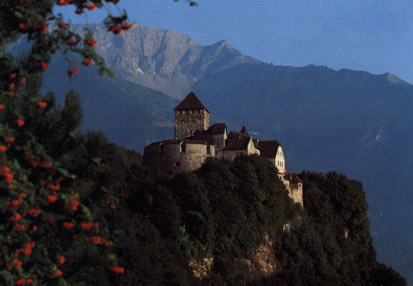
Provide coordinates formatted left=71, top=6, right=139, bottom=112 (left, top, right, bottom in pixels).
left=37, top=101, right=47, bottom=108
left=17, top=119, right=25, bottom=127
left=57, top=255, right=65, bottom=264
left=40, top=61, right=48, bottom=70
left=82, top=59, right=93, bottom=66
left=87, top=40, right=98, bottom=46
left=86, top=4, right=98, bottom=10
left=47, top=195, right=58, bottom=203
left=121, top=23, right=132, bottom=30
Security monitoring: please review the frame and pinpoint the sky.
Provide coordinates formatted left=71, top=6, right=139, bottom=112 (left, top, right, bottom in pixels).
left=60, top=0, right=413, bottom=84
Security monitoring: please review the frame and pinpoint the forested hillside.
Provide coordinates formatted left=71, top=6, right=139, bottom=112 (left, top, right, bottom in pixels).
left=193, top=63, right=413, bottom=282
left=48, top=103, right=405, bottom=285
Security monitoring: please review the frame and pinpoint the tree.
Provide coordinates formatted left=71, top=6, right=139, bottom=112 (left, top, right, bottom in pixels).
left=0, top=1, right=132, bottom=285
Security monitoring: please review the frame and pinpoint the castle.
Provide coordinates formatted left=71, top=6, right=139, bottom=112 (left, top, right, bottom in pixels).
left=143, top=92, right=303, bottom=206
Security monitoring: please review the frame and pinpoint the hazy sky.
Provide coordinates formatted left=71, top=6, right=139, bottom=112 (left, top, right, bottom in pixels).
left=60, top=0, right=413, bottom=83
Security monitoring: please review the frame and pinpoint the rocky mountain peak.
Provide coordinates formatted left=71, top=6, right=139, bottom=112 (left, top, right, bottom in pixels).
left=70, top=22, right=261, bottom=99
left=386, top=73, right=410, bottom=86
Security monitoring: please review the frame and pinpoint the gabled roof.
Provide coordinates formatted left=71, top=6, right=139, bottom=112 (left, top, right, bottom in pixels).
left=227, top=126, right=252, bottom=140
left=228, top=131, right=250, bottom=140
left=223, top=137, right=251, bottom=151
left=208, top=123, right=227, bottom=134
left=193, top=123, right=227, bottom=136
left=174, top=91, right=209, bottom=112
left=258, top=140, right=281, bottom=159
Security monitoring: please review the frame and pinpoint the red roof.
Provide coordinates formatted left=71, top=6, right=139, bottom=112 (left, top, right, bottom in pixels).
left=174, top=91, right=209, bottom=112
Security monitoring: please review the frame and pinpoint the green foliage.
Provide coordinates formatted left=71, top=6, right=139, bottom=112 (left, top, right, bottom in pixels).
left=159, top=156, right=296, bottom=283
left=0, top=1, right=132, bottom=284
left=53, top=146, right=405, bottom=285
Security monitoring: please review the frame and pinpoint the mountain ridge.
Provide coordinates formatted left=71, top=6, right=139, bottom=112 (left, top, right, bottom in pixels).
left=69, top=22, right=261, bottom=99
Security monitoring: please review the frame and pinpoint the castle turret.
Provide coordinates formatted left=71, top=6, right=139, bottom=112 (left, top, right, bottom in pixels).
left=174, top=91, right=210, bottom=139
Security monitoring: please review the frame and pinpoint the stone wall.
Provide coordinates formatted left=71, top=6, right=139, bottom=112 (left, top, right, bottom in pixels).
left=143, top=141, right=215, bottom=177
left=221, top=138, right=260, bottom=160
left=193, top=133, right=226, bottom=154
left=221, top=149, right=249, bottom=160
left=174, top=109, right=209, bottom=139
left=283, top=180, right=303, bottom=207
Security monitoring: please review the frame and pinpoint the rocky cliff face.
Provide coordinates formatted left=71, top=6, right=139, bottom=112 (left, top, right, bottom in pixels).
left=72, top=23, right=260, bottom=99
left=189, top=234, right=277, bottom=281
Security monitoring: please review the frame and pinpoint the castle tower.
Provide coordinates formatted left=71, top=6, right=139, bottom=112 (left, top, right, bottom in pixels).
left=174, top=91, right=210, bottom=139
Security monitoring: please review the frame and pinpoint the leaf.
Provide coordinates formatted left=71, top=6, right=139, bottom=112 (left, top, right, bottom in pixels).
left=13, top=11, right=24, bottom=18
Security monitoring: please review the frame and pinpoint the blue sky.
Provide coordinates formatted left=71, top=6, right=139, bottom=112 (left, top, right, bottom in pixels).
left=60, top=0, right=413, bottom=83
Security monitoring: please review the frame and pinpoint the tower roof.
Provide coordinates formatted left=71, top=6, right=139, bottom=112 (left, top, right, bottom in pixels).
left=240, top=125, right=250, bottom=137
left=174, top=91, right=209, bottom=112
left=228, top=126, right=250, bottom=140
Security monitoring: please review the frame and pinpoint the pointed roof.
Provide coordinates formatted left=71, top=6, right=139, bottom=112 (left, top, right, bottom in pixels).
left=174, top=91, right=209, bottom=112
left=240, top=125, right=249, bottom=137
left=228, top=126, right=250, bottom=140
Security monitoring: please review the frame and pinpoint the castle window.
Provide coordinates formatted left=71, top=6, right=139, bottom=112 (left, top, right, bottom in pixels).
left=180, top=144, right=186, bottom=153
left=182, top=110, right=186, bottom=114
left=174, top=162, right=180, bottom=167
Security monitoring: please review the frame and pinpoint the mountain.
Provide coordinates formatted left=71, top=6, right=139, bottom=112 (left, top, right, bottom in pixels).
left=192, top=63, right=413, bottom=284
left=41, top=51, right=237, bottom=152
left=41, top=52, right=177, bottom=151
left=70, top=23, right=260, bottom=99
